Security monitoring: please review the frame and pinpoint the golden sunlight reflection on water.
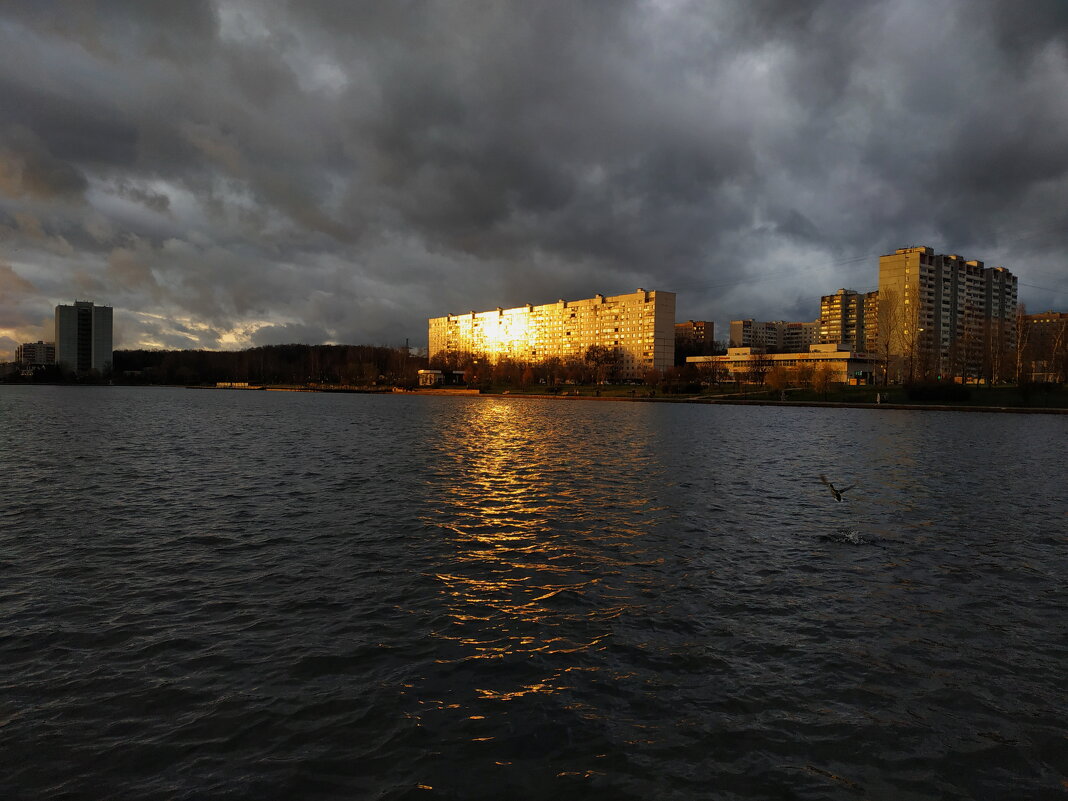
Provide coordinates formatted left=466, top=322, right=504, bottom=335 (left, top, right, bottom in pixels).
left=422, top=398, right=665, bottom=701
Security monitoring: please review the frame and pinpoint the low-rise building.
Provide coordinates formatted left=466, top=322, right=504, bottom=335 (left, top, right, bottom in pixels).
left=687, top=344, right=880, bottom=385
left=1019, top=310, right=1068, bottom=383
left=417, top=369, right=468, bottom=386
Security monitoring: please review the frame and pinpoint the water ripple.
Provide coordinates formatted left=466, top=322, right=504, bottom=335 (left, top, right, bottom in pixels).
left=1, top=387, right=1066, bottom=799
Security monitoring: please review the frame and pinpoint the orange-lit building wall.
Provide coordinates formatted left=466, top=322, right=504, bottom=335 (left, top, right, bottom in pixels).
left=428, top=289, right=676, bottom=379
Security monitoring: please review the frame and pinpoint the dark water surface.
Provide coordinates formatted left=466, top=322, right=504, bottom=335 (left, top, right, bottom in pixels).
left=2, top=386, right=1066, bottom=800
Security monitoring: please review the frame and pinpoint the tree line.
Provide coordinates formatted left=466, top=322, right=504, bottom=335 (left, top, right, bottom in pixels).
left=111, top=344, right=426, bottom=386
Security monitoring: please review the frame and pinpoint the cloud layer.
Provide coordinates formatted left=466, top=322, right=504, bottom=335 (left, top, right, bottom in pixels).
left=2, top=0, right=1066, bottom=357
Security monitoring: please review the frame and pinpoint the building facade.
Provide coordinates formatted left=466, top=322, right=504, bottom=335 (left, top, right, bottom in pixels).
left=819, top=288, right=879, bottom=352
left=729, top=319, right=820, bottom=353
left=674, top=320, right=716, bottom=364
left=55, top=301, right=113, bottom=374
left=675, top=320, right=715, bottom=349
left=15, top=341, right=56, bottom=366
left=878, top=247, right=1017, bottom=381
left=688, top=344, right=879, bottom=384
left=1019, top=310, right=1068, bottom=383
left=428, top=289, right=676, bottom=379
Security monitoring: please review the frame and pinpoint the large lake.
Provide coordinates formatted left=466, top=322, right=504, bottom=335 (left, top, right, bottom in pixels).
left=2, top=386, right=1066, bottom=800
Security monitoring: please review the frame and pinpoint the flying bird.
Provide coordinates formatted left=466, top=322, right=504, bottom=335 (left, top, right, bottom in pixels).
left=819, top=475, right=855, bottom=502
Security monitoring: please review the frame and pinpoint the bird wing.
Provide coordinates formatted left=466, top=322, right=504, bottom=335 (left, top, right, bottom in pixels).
left=838, top=485, right=856, bottom=494
left=819, top=475, right=831, bottom=486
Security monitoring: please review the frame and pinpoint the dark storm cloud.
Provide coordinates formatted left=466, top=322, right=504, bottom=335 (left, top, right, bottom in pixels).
left=0, top=126, right=88, bottom=200
left=252, top=322, right=331, bottom=347
left=1, top=0, right=1066, bottom=358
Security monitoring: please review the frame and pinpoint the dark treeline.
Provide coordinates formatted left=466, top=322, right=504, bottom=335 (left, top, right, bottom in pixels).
left=113, top=344, right=426, bottom=386
left=428, top=344, right=707, bottom=391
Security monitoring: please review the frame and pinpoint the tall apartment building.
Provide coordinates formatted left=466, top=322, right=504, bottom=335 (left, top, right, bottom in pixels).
left=729, top=319, right=819, bottom=353
left=428, top=289, right=676, bottom=379
left=820, top=288, right=879, bottom=352
left=55, top=300, right=113, bottom=374
left=878, top=247, right=1017, bottom=379
left=15, top=341, right=56, bottom=366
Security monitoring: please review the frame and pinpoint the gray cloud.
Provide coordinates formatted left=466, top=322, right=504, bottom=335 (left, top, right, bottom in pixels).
left=0, top=126, right=88, bottom=200
left=1, top=0, right=1066, bottom=360
left=252, top=321, right=331, bottom=347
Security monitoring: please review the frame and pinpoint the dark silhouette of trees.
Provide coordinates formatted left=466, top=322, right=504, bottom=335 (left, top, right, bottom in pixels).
left=674, top=338, right=724, bottom=365
left=113, top=344, right=424, bottom=386
left=812, top=363, right=835, bottom=399
left=584, top=344, right=621, bottom=383
left=1017, top=309, right=1068, bottom=384
left=746, top=352, right=773, bottom=385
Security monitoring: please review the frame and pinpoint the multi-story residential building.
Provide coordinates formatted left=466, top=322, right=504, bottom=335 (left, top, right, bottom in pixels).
left=15, top=341, right=56, bottom=366
left=878, top=247, right=1017, bottom=380
left=729, top=319, right=819, bottom=353
left=782, top=320, right=821, bottom=353
left=819, top=288, right=879, bottom=352
left=674, top=320, right=716, bottom=364
left=428, top=289, right=676, bottom=379
left=55, top=301, right=113, bottom=374
left=675, top=320, right=715, bottom=349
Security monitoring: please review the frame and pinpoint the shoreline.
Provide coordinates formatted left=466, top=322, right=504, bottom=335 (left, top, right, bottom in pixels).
left=403, top=389, right=1068, bottom=415
left=5, top=382, right=1066, bottom=414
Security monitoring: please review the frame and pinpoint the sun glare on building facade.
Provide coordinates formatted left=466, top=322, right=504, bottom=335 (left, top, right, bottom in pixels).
left=427, top=289, right=676, bottom=380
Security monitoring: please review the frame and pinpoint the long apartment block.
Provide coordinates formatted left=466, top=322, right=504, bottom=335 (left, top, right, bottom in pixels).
left=729, top=319, right=820, bottom=353
left=428, top=289, right=676, bottom=378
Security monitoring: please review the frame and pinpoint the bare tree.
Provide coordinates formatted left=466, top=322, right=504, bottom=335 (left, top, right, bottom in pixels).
left=981, top=316, right=1013, bottom=385
left=747, top=352, right=773, bottom=385
left=1019, top=310, right=1068, bottom=384
left=1015, top=304, right=1031, bottom=384
left=812, top=363, right=835, bottom=399
left=765, top=365, right=790, bottom=393
left=876, top=288, right=903, bottom=384
left=585, top=344, right=621, bottom=383
left=1051, top=317, right=1068, bottom=383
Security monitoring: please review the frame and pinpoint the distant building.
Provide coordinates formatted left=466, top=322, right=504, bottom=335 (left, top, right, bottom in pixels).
left=55, top=301, right=113, bottom=374
left=15, top=341, right=56, bottom=366
left=878, top=247, right=1017, bottom=381
left=729, top=319, right=819, bottom=353
left=675, top=320, right=715, bottom=348
left=1019, top=310, right=1068, bottom=383
left=674, top=320, right=716, bottom=364
left=417, top=369, right=468, bottom=387
left=428, top=289, right=676, bottom=380
left=687, top=344, right=879, bottom=384
left=820, top=288, right=879, bottom=352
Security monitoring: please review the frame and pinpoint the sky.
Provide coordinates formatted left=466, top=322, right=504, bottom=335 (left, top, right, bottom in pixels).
left=1, top=0, right=1067, bottom=359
